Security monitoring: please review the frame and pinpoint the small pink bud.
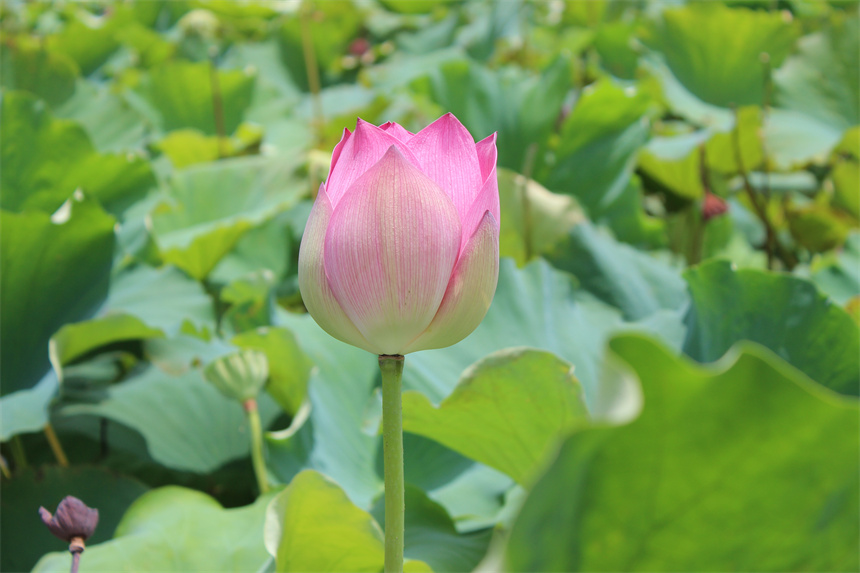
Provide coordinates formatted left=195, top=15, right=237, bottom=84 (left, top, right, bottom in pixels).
left=298, top=114, right=500, bottom=355
left=702, top=192, right=728, bottom=222
left=348, top=37, right=371, bottom=56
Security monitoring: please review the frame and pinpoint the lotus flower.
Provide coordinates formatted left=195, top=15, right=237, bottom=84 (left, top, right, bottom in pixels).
left=298, top=113, right=500, bottom=356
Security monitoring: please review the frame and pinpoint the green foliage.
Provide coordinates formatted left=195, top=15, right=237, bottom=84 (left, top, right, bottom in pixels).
left=58, top=367, right=281, bottom=473
left=135, top=61, right=257, bottom=136
left=506, top=334, right=859, bottom=572
left=683, top=260, right=860, bottom=395
left=2, top=0, right=858, bottom=570
left=34, top=486, right=274, bottom=572
left=403, top=348, right=588, bottom=485
left=265, top=469, right=387, bottom=572
left=1, top=195, right=115, bottom=395
left=645, top=4, right=798, bottom=109
left=1, top=92, right=155, bottom=215
left=4, top=466, right=149, bottom=573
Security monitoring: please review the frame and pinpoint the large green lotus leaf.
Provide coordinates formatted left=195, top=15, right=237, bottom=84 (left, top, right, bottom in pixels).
left=0, top=195, right=115, bottom=396
left=505, top=334, right=860, bottom=572
left=3, top=466, right=149, bottom=573
left=51, top=315, right=164, bottom=368
left=0, top=39, right=78, bottom=107
left=55, top=82, right=147, bottom=153
left=403, top=348, right=588, bottom=485
left=223, top=39, right=301, bottom=111
left=264, top=469, right=385, bottom=572
left=274, top=311, right=382, bottom=507
left=497, top=168, right=584, bottom=266
left=705, top=105, right=764, bottom=173
left=102, top=265, right=215, bottom=333
left=774, top=14, right=858, bottom=130
left=763, top=108, right=846, bottom=170
left=0, top=91, right=155, bottom=215
left=407, top=258, right=684, bottom=410
left=46, top=16, right=120, bottom=75
left=58, top=367, right=280, bottom=473
left=149, top=155, right=304, bottom=279
left=683, top=260, right=860, bottom=395
left=34, top=486, right=273, bottom=573
left=644, top=4, right=798, bottom=109
left=363, top=47, right=463, bottom=91
left=424, top=462, right=513, bottom=532
left=152, top=129, right=227, bottom=168
left=539, top=79, right=651, bottom=224
left=209, top=214, right=293, bottom=285
left=233, top=327, right=313, bottom=416
left=133, top=61, right=256, bottom=135
left=594, top=20, right=639, bottom=80
left=640, top=55, right=733, bottom=131
left=546, top=222, right=687, bottom=322
left=51, top=265, right=215, bottom=366
left=0, top=371, right=58, bottom=441
left=638, top=142, right=703, bottom=200
left=787, top=202, right=852, bottom=254
left=370, top=484, right=493, bottom=573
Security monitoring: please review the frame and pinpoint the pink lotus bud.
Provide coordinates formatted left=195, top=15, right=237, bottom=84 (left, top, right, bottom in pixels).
left=298, top=114, right=500, bottom=355
left=702, top=191, right=728, bottom=222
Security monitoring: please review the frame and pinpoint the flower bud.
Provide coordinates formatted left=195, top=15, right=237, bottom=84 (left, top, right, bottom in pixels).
left=39, top=496, right=99, bottom=544
left=298, top=114, right=500, bottom=355
left=702, top=192, right=728, bottom=222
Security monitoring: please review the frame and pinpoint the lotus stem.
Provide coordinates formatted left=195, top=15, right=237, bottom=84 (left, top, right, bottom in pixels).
left=10, top=435, right=27, bottom=470
left=44, top=423, right=69, bottom=467
left=379, top=354, right=405, bottom=573
left=243, top=398, right=270, bottom=495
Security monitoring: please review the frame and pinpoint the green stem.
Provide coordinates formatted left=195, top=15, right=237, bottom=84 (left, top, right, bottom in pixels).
left=243, top=399, right=270, bottom=495
left=10, top=435, right=27, bottom=470
left=44, top=423, right=69, bottom=467
left=379, top=355, right=405, bottom=573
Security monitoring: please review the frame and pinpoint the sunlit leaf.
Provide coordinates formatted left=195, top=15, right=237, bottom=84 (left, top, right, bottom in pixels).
left=264, top=470, right=385, bottom=572
left=506, top=334, right=859, bottom=572
left=644, top=4, right=798, bottom=109
left=403, top=348, right=588, bottom=485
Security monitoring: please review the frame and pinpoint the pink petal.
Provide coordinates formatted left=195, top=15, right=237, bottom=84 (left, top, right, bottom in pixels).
left=380, top=121, right=414, bottom=143
left=476, top=132, right=498, bottom=181
left=329, top=128, right=352, bottom=174
left=459, top=163, right=500, bottom=251
left=406, top=113, right=483, bottom=223
left=297, top=184, right=378, bottom=354
left=403, top=210, right=499, bottom=354
left=324, top=146, right=461, bottom=355
left=325, top=119, right=421, bottom=208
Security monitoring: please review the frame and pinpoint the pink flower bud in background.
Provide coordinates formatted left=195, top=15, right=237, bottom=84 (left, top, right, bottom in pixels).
left=298, top=114, right=500, bottom=356
left=702, top=191, right=728, bottom=222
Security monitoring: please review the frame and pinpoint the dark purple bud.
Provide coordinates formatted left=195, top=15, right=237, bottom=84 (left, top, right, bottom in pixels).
left=39, top=496, right=99, bottom=543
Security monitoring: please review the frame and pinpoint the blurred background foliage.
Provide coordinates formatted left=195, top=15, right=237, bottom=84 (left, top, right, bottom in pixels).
left=0, top=0, right=858, bottom=571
